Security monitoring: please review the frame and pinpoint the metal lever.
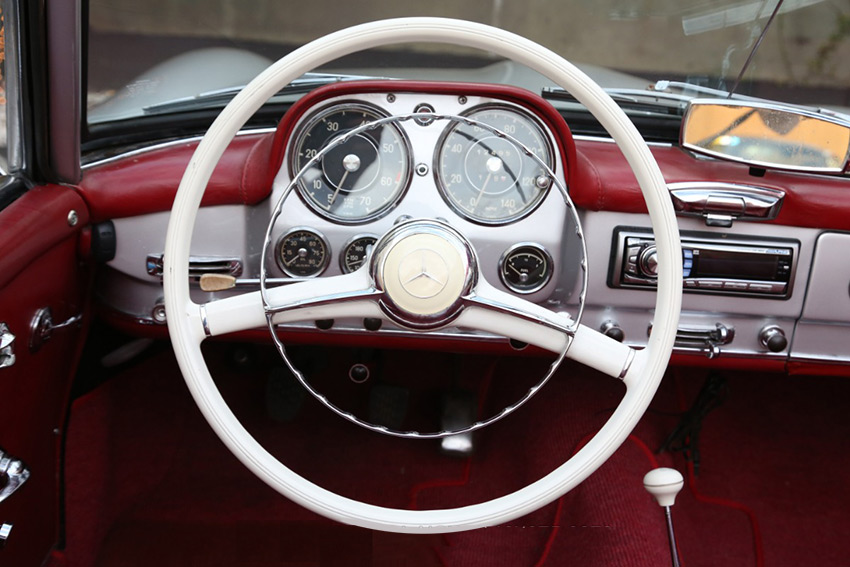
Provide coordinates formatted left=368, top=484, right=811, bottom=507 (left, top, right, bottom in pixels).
left=0, top=448, right=30, bottom=505
left=0, top=324, right=14, bottom=369
left=650, top=322, right=734, bottom=359
left=675, top=323, right=734, bottom=359
left=29, top=307, right=82, bottom=353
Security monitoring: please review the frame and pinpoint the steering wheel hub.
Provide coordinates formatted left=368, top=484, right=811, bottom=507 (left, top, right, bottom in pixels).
left=372, top=220, right=476, bottom=328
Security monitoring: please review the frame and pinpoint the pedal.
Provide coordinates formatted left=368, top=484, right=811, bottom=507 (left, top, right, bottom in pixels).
left=368, top=382, right=409, bottom=430
left=659, top=373, right=727, bottom=475
left=440, top=390, right=475, bottom=457
left=265, top=366, right=306, bottom=422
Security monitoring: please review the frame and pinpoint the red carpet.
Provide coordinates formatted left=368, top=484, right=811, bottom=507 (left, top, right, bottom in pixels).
left=60, top=343, right=850, bottom=566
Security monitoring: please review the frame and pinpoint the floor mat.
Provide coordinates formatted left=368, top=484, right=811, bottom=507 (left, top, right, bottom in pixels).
left=61, top=345, right=850, bottom=566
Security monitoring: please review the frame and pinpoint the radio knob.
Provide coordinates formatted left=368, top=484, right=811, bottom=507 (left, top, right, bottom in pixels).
left=638, top=246, right=659, bottom=277
left=759, top=325, right=788, bottom=352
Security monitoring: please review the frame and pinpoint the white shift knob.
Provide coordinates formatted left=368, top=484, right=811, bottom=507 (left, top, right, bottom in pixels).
left=643, top=467, right=684, bottom=507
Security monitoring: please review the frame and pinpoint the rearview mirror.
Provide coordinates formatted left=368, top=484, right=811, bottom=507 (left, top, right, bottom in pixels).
left=681, top=99, right=850, bottom=174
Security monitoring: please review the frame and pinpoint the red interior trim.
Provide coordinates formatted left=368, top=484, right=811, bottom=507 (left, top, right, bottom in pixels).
left=572, top=139, right=850, bottom=230
left=0, top=184, right=89, bottom=289
left=78, top=132, right=274, bottom=223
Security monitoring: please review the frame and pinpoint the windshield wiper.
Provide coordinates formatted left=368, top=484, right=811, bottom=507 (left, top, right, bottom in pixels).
left=142, top=72, right=390, bottom=115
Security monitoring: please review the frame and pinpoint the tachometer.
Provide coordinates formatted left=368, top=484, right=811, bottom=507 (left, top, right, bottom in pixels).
left=436, top=105, right=554, bottom=224
left=290, top=103, right=412, bottom=223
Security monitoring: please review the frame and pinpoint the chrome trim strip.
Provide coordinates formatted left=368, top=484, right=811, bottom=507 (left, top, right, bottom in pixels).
left=618, top=347, right=636, bottom=380
left=199, top=304, right=211, bottom=337
left=572, top=134, right=674, bottom=148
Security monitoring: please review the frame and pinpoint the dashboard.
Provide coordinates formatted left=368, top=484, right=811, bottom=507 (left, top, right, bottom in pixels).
left=79, top=80, right=850, bottom=374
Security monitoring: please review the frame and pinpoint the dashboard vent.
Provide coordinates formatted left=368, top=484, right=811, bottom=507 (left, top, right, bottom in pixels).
left=146, top=254, right=243, bottom=280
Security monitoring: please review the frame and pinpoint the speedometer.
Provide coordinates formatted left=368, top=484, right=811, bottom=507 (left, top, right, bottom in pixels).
left=435, top=105, right=554, bottom=224
left=290, top=103, right=412, bottom=224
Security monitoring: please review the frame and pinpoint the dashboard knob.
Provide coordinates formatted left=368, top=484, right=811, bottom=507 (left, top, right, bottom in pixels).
left=638, top=245, right=659, bottom=277
left=759, top=325, right=788, bottom=352
left=600, top=320, right=625, bottom=342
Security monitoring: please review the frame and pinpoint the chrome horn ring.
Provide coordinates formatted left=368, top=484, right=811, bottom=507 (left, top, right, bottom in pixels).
left=260, top=112, right=587, bottom=439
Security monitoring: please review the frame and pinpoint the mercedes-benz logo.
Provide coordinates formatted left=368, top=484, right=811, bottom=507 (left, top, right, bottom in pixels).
left=397, top=248, right=449, bottom=299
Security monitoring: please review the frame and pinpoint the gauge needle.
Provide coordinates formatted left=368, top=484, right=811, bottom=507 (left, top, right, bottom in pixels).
left=506, top=262, right=524, bottom=276
left=328, top=170, right=349, bottom=207
left=328, top=153, right=360, bottom=207
left=285, top=248, right=307, bottom=267
left=475, top=173, right=492, bottom=208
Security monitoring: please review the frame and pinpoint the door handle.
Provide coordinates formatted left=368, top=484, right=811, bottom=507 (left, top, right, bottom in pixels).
left=0, top=324, right=14, bottom=369
left=0, top=448, right=30, bottom=504
left=29, top=308, right=82, bottom=353
left=0, top=448, right=30, bottom=549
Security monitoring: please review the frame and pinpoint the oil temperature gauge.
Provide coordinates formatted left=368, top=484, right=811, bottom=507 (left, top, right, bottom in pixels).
left=340, top=235, right=377, bottom=273
left=499, top=243, right=554, bottom=294
left=277, top=228, right=330, bottom=277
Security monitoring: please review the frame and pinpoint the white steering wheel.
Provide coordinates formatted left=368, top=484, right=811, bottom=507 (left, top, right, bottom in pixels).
left=163, top=17, right=682, bottom=534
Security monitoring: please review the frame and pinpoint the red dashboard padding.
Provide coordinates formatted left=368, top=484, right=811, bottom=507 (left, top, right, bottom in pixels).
left=571, top=140, right=850, bottom=230
left=268, top=80, right=578, bottom=192
left=0, top=184, right=90, bottom=289
left=77, top=133, right=274, bottom=223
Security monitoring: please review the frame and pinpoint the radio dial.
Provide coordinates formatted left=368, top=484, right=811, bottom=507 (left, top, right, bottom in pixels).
left=638, top=246, right=659, bottom=277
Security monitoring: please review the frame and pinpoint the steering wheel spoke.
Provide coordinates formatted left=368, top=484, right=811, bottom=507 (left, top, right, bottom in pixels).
left=458, top=277, right=575, bottom=351
left=200, top=270, right=383, bottom=337
left=459, top=278, right=636, bottom=379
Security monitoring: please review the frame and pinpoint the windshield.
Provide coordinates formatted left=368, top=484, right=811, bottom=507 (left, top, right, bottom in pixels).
left=87, top=0, right=850, bottom=125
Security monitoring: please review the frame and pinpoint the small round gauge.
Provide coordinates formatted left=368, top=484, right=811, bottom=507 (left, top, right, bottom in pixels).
left=340, top=235, right=377, bottom=274
left=277, top=228, right=330, bottom=278
left=499, top=243, right=554, bottom=294
left=436, top=105, right=554, bottom=224
left=290, top=102, right=412, bottom=223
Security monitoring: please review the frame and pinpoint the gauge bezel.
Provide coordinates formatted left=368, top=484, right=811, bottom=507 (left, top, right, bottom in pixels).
left=275, top=226, right=332, bottom=278
left=498, top=242, right=555, bottom=294
left=434, top=103, right=555, bottom=226
left=339, top=233, right=378, bottom=274
left=288, top=101, right=413, bottom=225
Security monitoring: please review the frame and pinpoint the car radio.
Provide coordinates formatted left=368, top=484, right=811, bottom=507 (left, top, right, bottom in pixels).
left=610, top=229, right=797, bottom=298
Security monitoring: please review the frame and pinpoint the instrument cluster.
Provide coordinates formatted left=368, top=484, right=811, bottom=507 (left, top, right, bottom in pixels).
left=271, top=86, right=572, bottom=298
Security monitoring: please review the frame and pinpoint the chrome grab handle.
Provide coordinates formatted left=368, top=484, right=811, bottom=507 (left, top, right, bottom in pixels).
left=0, top=448, right=30, bottom=504
left=668, top=182, right=784, bottom=228
left=0, top=324, right=14, bottom=369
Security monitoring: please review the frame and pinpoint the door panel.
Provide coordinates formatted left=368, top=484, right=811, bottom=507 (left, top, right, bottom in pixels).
left=0, top=184, right=90, bottom=565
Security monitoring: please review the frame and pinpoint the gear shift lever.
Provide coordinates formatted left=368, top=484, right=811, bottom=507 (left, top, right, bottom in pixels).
left=644, top=467, right=685, bottom=567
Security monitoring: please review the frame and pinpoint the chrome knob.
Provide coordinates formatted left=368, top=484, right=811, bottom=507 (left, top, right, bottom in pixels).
left=600, top=320, right=625, bottom=342
left=759, top=325, right=787, bottom=352
left=638, top=245, right=659, bottom=277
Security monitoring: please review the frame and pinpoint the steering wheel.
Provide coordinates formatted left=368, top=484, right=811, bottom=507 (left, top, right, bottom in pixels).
left=163, top=17, right=682, bottom=533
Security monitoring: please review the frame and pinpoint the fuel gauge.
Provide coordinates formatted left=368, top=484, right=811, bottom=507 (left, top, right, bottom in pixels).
left=499, top=243, right=553, bottom=294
